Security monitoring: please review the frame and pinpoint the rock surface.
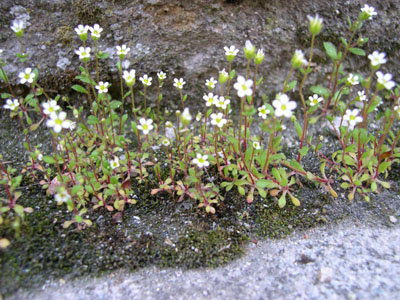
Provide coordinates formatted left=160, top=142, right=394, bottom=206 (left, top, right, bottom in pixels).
left=1, top=0, right=399, bottom=108
left=9, top=219, right=400, bottom=300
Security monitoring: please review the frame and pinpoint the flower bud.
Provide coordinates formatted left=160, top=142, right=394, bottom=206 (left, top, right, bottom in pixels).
left=254, top=49, right=265, bottom=65
left=219, top=69, right=229, bottom=84
left=291, top=50, right=307, bottom=69
left=307, top=14, right=323, bottom=36
left=243, top=40, right=256, bottom=60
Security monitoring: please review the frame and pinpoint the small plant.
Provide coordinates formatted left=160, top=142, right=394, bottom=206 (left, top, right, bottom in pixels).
left=0, top=3, right=399, bottom=239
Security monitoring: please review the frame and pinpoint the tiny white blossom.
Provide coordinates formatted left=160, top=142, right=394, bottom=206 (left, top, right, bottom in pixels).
left=205, top=77, right=217, bottom=89
left=361, top=4, right=377, bottom=19
left=18, top=68, right=35, bottom=84
left=75, top=47, right=91, bottom=61
left=347, top=73, right=359, bottom=86
left=95, top=81, right=110, bottom=94
left=173, top=78, right=185, bottom=90
left=233, top=75, right=253, bottom=98
left=46, top=111, right=71, bottom=133
left=140, top=75, right=152, bottom=87
left=11, top=20, right=25, bottom=34
left=116, top=45, right=130, bottom=57
left=89, top=24, right=103, bottom=39
left=192, top=153, right=209, bottom=168
left=252, top=141, right=261, bottom=150
left=123, top=70, right=136, bottom=85
left=109, top=157, right=120, bottom=169
left=376, top=71, right=396, bottom=90
left=0, top=49, right=3, bottom=55
left=157, top=71, right=166, bottom=81
left=224, top=45, right=239, bottom=58
left=368, top=51, right=386, bottom=67
left=74, top=24, right=89, bottom=35
left=308, top=94, right=323, bottom=106
left=215, top=96, right=230, bottom=110
left=161, top=138, right=170, bottom=146
left=37, top=153, right=43, bottom=161
left=272, top=93, right=297, bottom=118
left=3, top=99, right=19, bottom=111
left=343, top=109, right=363, bottom=127
left=203, top=93, right=218, bottom=107
left=137, top=118, right=153, bottom=135
left=210, top=112, right=227, bottom=128
left=42, top=100, right=60, bottom=115
left=307, top=14, right=323, bottom=35
left=357, top=91, right=367, bottom=101
left=291, top=50, right=308, bottom=68
left=258, top=105, right=270, bottom=119
left=55, top=187, right=70, bottom=203
left=255, top=49, right=265, bottom=64
left=219, top=69, right=229, bottom=84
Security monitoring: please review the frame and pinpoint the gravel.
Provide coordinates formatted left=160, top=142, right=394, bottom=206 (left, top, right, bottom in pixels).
left=9, top=218, right=400, bottom=300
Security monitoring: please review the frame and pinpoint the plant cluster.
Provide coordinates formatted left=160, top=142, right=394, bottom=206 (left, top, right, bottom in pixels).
left=1, top=4, right=399, bottom=247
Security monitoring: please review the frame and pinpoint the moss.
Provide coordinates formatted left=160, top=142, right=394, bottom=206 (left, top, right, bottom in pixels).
left=56, top=25, right=74, bottom=47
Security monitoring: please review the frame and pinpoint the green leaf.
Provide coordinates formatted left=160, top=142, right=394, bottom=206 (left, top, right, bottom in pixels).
left=110, top=100, right=122, bottom=109
left=71, top=84, right=88, bottom=94
left=43, top=155, right=56, bottom=164
left=14, top=204, right=25, bottom=217
left=238, top=186, right=245, bottom=196
left=87, top=115, right=99, bottom=125
left=289, top=160, right=305, bottom=172
left=278, top=194, right=286, bottom=208
left=349, top=47, right=366, bottom=56
left=323, top=42, right=338, bottom=60
left=230, top=69, right=236, bottom=80
left=285, top=80, right=297, bottom=92
left=294, top=120, right=302, bottom=139
left=271, top=168, right=281, bottom=182
left=298, top=146, right=309, bottom=158
left=310, top=85, right=330, bottom=98
left=1, top=93, right=12, bottom=99
left=378, top=162, right=391, bottom=174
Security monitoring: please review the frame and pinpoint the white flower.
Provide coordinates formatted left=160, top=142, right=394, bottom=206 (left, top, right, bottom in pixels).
left=173, top=78, right=185, bottom=90
left=210, top=112, right=227, bottom=128
left=3, top=99, right=19, bottom=111
left=361, top=4, right=377, bottom=19
left=308, top=94, right=323, bottom=106
left=123, top=70, right=136, bottom=85
left=357, top=91, right=367, bottom=101
left=37, top=153, right=43, bottom=161
left=46, top=111, right=71, bottom=133
left=347, top=73, right=359, bottom=85
left=343, top=109, right=363, bottom=127
left=55, top=187, right=70, bottom=203
left=89, top=24, right=103, bottom=39
left=165, top=121, right=173, bottom=128
left=196, top=112, right=202, bottom=122
left=0, top=49, right=3, bottom=55
left=116, top=45, right=130, bottom=57
left=11, top=20, right=25, bottom=34
left=157, top=71, right=166, bottom=81
left=258, top=105, right=270, bottom=119
left=75, top=47, right=91, bottom=61
left=192, top=153, right=209, bottom=168
left=233, top=75, right=253, bottom=98
left=252, top=141, right=261, bottom=150
left=224, top=45, right=239, bottom=60
left=215, top=96, right=230, bottom=110
left=42, top=100, right=60, bottom=115
left=140, top=75, right=152, bottom=87
left=74, top=25, right=89, bottom=35
left=18, top=68, right=35, bottom=84
left=272, top=93, right=297, bottom=118
left=368, top=51, right=386, bottom=67
left=109, top=157, right=120, bottom=169
left=161, top=138, right=170, bottom=146
left=203, top=93, right=218, bottom=107
left=95, top=81, right=110, bottom=94
left=376, top=71, right=395, bottom=90
left=205, top=77, right=217, bottom=89
left=137, top=118, right=153, bottom=135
